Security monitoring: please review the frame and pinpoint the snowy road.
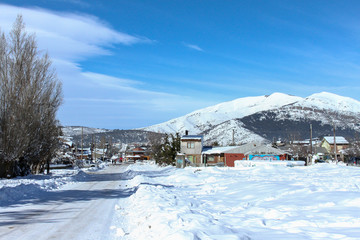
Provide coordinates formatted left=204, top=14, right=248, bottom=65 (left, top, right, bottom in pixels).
left=0, top=165, right=128, bottom=240
left=2, top=163, right=360, bottom=240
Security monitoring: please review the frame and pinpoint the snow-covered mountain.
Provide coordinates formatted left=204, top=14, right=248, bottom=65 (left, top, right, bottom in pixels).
left=144, top=93, right=302, bottom=134
left=62, top=126, right=110, bottom=136
left=61, top=126, right=163, bottom=147
left=142, top=92, right=360, bottom=145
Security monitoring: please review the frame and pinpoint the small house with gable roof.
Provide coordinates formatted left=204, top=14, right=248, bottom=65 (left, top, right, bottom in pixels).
left=321, top=136, right=349, bottom=161
left=180, top=134, right=203, bottom=165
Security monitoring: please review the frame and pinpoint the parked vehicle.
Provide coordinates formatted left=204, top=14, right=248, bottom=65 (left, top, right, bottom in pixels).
left=349, top=157, right=360, bottom=165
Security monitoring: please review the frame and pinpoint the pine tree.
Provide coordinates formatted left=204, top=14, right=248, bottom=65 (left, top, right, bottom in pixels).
left=149, top=132, right=181, bottom=166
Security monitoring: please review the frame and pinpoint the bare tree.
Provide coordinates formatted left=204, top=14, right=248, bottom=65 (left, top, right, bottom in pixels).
left=0, top=16, right=63, bottom=178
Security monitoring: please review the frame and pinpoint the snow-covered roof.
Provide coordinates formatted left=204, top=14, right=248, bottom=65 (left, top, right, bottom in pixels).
left=78, top=147, right=91, bottom=151
left=202, top=146, right=238, bottom=155
left=126, top=155, right=141, bottom=158
left=292, top=139, right=320, bottom=145
left=201, top=143, right=286, bottom=155
left=323, top=136, right=349, bottom=145
left=63, top=141, right=73, bottom=147
left=227, top=142, right=263, bottom=153
left=129, top=147, right=146, bottom=152
left=181, top=135, right=203, bottom=140
left=244, top=145, right=286, bottom=155
left=94, top=148, right=106, bottom=154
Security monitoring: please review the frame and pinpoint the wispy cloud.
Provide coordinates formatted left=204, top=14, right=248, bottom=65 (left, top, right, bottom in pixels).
left=81, top=72, right=177, bottom=98
left=0, top=4, right=203, bottom=128
left=183, top=42, right=204, bottom=52
left=58, top=0, right=91, bottom=8
left=0, top=4, right=151, bottom=61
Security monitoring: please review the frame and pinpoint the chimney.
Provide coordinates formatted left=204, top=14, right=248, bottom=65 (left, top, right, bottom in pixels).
left=185, top=130, right=189, bottom=136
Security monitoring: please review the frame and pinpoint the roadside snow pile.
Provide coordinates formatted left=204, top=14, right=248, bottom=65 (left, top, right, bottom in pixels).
left=87, top=161, right=109, bottom=172
left=0, top=170, right=76, bottom=206
left=0, top=164, right=107, bottom=206
left=114, top=163, right=360, bottom=240
left=234, top=160, right=305, bottom=167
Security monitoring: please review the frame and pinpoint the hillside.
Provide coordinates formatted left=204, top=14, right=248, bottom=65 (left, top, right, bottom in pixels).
left=62, top=127, right=163, bottom=147
left=62, top=126, right=110, bottom=136
left=143, top=93, right=301, bottom=134
left=142, top=92, right=360, bottom=145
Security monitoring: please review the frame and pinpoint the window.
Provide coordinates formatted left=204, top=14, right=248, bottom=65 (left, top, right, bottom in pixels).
left=207, top=155, right=215, bottom=162
left=187, top=142, right=195, bottom=149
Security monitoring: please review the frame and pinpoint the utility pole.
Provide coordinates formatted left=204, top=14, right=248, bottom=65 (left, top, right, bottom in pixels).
left=81, top=127, right=83, bottom=161
left=309, top=123, right=313, bottom=166
left=102, top=136, right=106, bottom=161
left=91, top=134, right=94, bottom=161
left=94, top=139, right=97, bottom=161
left=333, top=123, right=337, bottom=164
left=232, top=129, right=235, bottom=146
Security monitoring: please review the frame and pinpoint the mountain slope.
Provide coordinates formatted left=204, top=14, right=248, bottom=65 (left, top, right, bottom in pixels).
left=61, top=127, right=163, bottom=147
left=62, top=126, right=109, bottom=136
left=143, top=93, right=302, bottom=135
left=142, top=92, right=360, bottom=144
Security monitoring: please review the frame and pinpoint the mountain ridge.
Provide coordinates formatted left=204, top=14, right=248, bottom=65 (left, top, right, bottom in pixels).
left=62, top=92, right=360, bottom=146
left=142, top=92, right=360, bottom=145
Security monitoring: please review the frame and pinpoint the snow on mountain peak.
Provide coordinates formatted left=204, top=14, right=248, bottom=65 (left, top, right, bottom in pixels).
left=143, top=92, right=302, bottom=134
left=141, top=91, right=360, bottom=144
left=300, top=92, right=360, bottom=113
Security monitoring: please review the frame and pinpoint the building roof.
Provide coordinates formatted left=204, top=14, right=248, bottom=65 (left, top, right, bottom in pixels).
left=181, top=135, right=203, bottom=140
left=244, top=145, right=286, bottom=155
left=129, top=147, right=146, bottom=153
left=292, top=139, right=321, bottom=145
left=202, top=146, right=239, bottom=155
left=201, top=142, right=286, bottom=156
left=125, top=155, right=141, bottom=158
left=323, top=136, right=349, bottom=145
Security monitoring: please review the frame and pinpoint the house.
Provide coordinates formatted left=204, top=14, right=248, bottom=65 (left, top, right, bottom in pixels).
left=202, top=142, right=288, bottom=167
left=179, top=136, right=289, bottom=167
left=320, top=136, right=349, bottom=161
left=125, top=147, right=150, bottom=162
left=180, top=135, right=203, bottom=165
left=291, top=138, right=321, bottom=147
left=245, top=144, right=288, bottom=161
left=202, top=146, right=242, bottom=167
left=92, top=148, right=107, bottom=160
left=74, top=147, right=91, bottom=159
left=60, top=136, right=74, bottom=149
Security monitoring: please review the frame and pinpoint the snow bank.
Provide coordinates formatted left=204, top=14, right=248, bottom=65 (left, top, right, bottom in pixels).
left=234, top=160, right=305, bottom=167
left=114, top=163, right=360, bottom=240
left=0, top=164, right=107, bottom=206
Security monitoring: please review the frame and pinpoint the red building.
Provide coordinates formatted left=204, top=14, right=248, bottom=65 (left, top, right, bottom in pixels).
left=202, top=143, right=288, bottom=167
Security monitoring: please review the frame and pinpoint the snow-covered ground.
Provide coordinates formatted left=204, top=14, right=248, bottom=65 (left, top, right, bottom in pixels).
left=1, top=163, right=360, bottom=240
left=0, top=164, right=107, bottom=206
left=114, top=163, right=360, bottom=240
left=0, top=163, right=115, bottom=240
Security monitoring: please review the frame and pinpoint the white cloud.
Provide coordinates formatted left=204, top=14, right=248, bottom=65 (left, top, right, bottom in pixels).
left=0, top=4, right=149, bottom=61
left=0, top=4, right=213, bottom=128
left=183, top=42, right=204, bottom=52
left=81, top=72, right=178, bottom=99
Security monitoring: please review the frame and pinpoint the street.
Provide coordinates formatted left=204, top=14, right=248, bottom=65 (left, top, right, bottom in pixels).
left=0, top=165, right=129, bottom=240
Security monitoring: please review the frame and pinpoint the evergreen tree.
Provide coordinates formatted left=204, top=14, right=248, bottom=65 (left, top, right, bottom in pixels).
left=149, top=132, right=181, bottom=166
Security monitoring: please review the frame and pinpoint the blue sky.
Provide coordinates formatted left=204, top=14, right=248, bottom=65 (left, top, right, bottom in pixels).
left=1, top=1, right=360, bottom=129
